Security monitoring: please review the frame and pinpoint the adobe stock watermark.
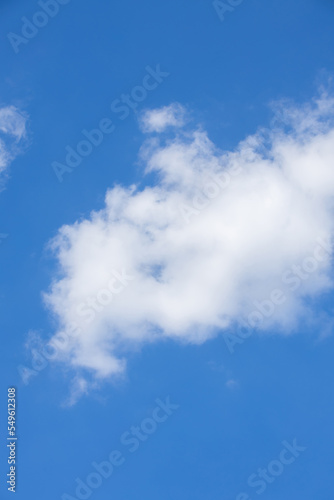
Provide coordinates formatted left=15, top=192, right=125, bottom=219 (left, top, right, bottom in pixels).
left=52, top=64, right=170, bottom=183
left=179, top=165, right=242, bottom=224
left=213, top=0, right=245, bottom=22
left=61, top=397, right=179, bottom=500
left=17, top=269, right=134, bottom=385
left=224, top=236, right=332, bottom=354
left=7, top=0, right=71, bottom=54
left=234, top=438, right=306, bottom=499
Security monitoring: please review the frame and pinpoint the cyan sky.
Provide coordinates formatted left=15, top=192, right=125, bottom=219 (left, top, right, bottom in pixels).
left=1, top=0, right=334, bottom=499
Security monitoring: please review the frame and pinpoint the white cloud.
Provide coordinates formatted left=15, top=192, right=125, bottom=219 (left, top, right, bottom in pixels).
left=44, top=94, right=334, bottom=381
left=0, top=105, right=27, bottom=176
left=225, top=379, right=239, bottom=390
left=140, top=103, right=187, bottom=133
left=0, top=105, right=27, bottom=140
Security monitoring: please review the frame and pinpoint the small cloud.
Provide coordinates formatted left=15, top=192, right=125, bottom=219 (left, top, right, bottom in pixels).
left=225, top=379, right=239, bottom=390
left=64, top=377, right=89, bottom=407
left=0, top=233, right=8, bottom=245
left=0, top=105, right=27, bottom=141
left=0, top=105, right=28, bottom=178
left=140, top=103, right=187, bottom=133
left=208, top=361, right=225, bottom=373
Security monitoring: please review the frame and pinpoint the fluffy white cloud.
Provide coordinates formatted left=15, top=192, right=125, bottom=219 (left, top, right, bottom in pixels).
left=0, top=105, right=27, bottom=176
left=140, top=103, right=187, bottom=132
left=44, top=94, right=334, bottom=380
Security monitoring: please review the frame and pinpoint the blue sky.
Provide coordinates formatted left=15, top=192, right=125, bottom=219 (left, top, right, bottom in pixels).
left=1, top=0, right=334, bottom=499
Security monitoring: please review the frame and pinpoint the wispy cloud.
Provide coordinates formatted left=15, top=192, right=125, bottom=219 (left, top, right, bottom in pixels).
left=139, top=103, right=187, bottom=133
left=0, top=105, right=28, bottom=180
